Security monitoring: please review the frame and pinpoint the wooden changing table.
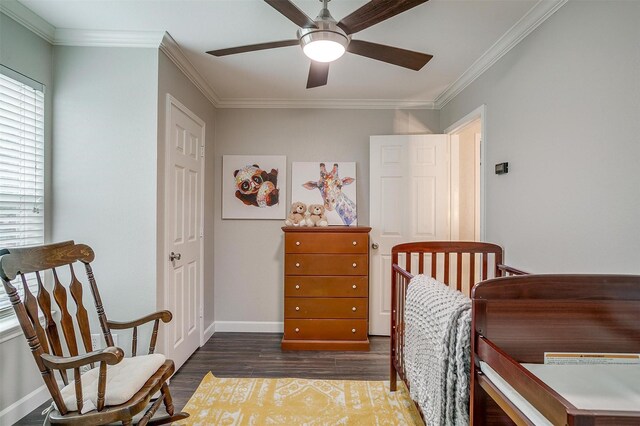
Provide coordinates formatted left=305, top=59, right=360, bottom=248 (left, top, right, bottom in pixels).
left=471, top=274, right=640, bottom=425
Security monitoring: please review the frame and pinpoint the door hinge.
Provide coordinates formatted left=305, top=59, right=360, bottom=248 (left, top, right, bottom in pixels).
left=200, top=146, right=205, bottom=158
left=200, top=227, right=204, bottom=238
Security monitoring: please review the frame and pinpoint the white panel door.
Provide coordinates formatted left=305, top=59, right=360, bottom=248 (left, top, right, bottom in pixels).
left=369, top=135, right=450, bottom=335
left=165, top=96, right=204, bottom=370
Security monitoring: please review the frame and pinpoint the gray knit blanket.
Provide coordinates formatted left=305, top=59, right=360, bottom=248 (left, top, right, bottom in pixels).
left=404, top=275, right=471, bottom=426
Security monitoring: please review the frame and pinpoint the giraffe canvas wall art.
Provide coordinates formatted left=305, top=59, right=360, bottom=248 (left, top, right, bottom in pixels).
left=291, top=162, right=357, bottom=226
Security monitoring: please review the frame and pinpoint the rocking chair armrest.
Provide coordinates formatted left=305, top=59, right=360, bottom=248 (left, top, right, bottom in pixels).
left=41, top=346, right=124, bottom=370
left=107, top=310, right=172, bottom=330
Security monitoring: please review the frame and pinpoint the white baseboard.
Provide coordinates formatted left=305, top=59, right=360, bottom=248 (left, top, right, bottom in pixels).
left=0, top=383, right=51, bottom=426
left=203, top=321, right=215, bottom=343
left=214, top=321, right=284, bottom=333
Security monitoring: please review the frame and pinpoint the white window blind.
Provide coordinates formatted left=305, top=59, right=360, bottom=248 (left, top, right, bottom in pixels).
left=0, top=67, right=45, bottom=319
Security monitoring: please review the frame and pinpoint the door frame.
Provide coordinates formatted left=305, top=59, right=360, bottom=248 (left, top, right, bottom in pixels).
left=444, top=104, right=486, bottom=241
left=162, top=94, right=206, bottom=358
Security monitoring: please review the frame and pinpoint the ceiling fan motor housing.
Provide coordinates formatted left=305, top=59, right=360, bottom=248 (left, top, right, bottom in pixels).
left=297, top=6, right=350, bottom=62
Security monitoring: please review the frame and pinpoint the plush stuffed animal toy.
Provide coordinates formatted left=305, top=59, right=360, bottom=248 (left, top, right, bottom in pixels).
left=284, top=202, right=307, bottom=226
left=306, top=204, right=328, bottom=227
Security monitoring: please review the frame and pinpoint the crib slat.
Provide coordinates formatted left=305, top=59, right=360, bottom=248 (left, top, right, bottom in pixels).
left=482, top=253, right=488, bottom=280
left=418, top=252, right=424, bottom=275
left=404, top=252, right=411, bottom=274
left=494, top=251, right=504, bottom=278
left=456, top=253, right=462, bottom=291
left=431, top=253, right=437, bottom=279
left=469, top=253, right=476, bottom=294
left=444, top=252, right=450, bottom=285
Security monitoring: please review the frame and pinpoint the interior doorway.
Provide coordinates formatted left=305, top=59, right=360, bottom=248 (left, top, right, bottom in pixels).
left=450, top=119, right=481, bottom=241
left=445, top=104, right=486, bottom=242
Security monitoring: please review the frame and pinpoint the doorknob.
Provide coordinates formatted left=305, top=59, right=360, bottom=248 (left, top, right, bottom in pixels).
left=169, top=252, right=181, bottom=261
left=371, top=243, right=379, bottom=249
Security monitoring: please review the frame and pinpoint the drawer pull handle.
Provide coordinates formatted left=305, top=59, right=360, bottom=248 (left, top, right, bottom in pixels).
left=295, top=285, right=300, bottom=289
left=352, top=307, right=357, bottom=312
left=296, top=241, right=301, bottom=246
left=352, top=284, right=357, bottom=289
left=352, top=328, right=356, bottom=333
left=352, top=263, right=357, bottom=268
left=352, top=241, right=357, bottom=246
left=296, top=263, right=300, bottom=268
left=295, top=306, right=300, bottom=311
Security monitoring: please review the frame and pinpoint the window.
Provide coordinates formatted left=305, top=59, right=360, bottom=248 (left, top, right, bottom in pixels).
left=0, top=66, right=45, bottom=320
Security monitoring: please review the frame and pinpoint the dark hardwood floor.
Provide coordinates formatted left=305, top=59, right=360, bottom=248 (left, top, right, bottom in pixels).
left=16, top=333, right=390, bottom=425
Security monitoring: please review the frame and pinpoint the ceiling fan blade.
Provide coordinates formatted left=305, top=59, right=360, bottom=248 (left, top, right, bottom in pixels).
left=306, top=61, right=330, bottom=89
left=347, top=39, right=432, bottom=71
left=207, top=39, right=299, bottom=57
left=338, top=0, right=427, bottom=35
left=264, top=0, right=318, bottom=29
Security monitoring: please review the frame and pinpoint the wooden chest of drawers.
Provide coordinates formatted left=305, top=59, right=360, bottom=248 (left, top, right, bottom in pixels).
left=282, top=226, right=371, bottom=351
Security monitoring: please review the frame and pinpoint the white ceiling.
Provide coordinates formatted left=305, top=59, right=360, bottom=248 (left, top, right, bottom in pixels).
left=17, top=0, right=541, bottom=105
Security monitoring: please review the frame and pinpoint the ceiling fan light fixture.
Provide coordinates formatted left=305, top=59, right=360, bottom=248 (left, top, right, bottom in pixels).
left=300, top=31, right=348, bottom=63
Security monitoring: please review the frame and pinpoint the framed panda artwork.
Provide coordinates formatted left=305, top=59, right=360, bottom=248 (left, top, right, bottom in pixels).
left=222, top=155, right=287, bottom=219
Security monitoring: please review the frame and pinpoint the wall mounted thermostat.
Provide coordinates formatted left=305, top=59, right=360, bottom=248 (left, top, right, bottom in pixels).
left=495, top=162, right=509, bottom=175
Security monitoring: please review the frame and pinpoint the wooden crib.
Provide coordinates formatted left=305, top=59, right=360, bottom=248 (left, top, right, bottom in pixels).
left=389, top=241, right=526, bottom=410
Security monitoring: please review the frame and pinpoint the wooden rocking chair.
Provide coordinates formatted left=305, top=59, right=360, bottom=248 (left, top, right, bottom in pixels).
left=0, top=241, right=189, bottom=425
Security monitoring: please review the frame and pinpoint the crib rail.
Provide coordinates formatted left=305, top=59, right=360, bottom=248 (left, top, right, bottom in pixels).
left=390, top=263, right=413, bottom=391
left=497, top=264, right=529, bottom=276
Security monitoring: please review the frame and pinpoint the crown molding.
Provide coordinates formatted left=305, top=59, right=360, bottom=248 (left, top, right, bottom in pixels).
left=434, top=0, right=568, bottom=110
left=0, top=0, right=55, bottom=43
left=159, top=32, right=220, bottom=107
left=3, top=0, right=566, bottom=111
left=215, top=98, right=436, bottom=110
left=54, top=29, right=165, bottom=48
left=0, top=2, right=163, bottom=48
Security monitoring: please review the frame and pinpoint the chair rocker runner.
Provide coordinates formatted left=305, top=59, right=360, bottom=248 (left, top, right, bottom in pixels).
left=0, top=241, right=189, bottom=425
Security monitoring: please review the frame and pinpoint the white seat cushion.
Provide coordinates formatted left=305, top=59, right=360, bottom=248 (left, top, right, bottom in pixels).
left=58, top=353, right=166, bottom=414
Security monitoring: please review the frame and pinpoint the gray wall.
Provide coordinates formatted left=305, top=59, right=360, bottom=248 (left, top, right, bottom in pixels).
left=440, top=0, right=640, bottom=273
left=52, top=46, right=159, bottom=344
left=157, top=50, right=216, bottom=328
left=0, top=12, right=54, bottom=421
left=213, top=108, right=440, bottom=326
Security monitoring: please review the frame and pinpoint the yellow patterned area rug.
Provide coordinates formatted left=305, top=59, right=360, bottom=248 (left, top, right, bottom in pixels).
left=177, top=372, right=424, bottom=425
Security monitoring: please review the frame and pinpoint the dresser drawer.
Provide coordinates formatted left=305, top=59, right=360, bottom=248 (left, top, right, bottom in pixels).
left=284, top=319, right=368, bottom=341
left=285, top=254, right=368, bottom=275
left=285, top=298, right=367, bottom=319
left=285, top=232, right=368, bottom=254
left=285, top=276, right=368, bottom=298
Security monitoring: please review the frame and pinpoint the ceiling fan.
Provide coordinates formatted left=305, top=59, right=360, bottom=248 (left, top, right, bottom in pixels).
left=206, top=0, right=433, bottom=89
